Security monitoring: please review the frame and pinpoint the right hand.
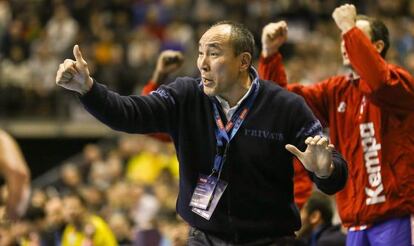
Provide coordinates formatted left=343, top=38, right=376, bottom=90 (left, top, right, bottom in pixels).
left=261, top=21, right=288, bottom=58
left=151, top=50, right=184, bottom=84
left=56, top=45, right=93, bottom=95
left=332, top=4, right=357, bottom=34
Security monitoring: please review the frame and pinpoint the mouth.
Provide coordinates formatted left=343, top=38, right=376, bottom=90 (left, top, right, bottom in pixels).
left=202, top=77, right=214, bottom=87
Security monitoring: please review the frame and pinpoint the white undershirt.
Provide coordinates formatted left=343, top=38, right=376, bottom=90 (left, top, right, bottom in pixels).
left=215, top=84, right=253, bottom=120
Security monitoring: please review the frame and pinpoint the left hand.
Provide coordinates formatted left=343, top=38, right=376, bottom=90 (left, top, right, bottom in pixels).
left=151, top=50, right=184, bottom=84
left=332, top=4, right=357, bottom=34
left=261, top=21, right=288, bottom=58
left=285, top=136, right=335, bottom=178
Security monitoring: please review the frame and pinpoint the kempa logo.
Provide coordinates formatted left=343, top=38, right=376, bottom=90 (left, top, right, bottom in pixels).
left=360, top=122, right=386, bottom=205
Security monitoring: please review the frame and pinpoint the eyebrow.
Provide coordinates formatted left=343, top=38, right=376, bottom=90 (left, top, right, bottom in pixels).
left=198, top=42, right=223, bottom=49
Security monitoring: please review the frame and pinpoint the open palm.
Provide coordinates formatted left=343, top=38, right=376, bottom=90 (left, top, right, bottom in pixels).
left=286, top=136, right=334, bottom=178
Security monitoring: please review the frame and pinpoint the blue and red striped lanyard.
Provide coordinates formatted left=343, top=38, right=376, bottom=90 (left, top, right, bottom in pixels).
left=210, top=80, right=260, bottom=175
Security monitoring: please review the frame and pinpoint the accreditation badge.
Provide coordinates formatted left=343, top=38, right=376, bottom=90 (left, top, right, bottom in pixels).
left=190, top=174, right=228, bottom=220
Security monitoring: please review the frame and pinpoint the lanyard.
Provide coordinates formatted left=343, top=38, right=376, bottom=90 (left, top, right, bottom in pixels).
left=210, top=80, right=260, bottom=175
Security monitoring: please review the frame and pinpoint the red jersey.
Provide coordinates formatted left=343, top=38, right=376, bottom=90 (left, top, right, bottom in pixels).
left=259, top=27, right=414, bottom=227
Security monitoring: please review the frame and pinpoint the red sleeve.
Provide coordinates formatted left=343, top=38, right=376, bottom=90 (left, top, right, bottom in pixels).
left=258, top=51, right=331, bottom=126
left=287, top=82, right=331, bottom=127
left=293, top=158, right=313, bottom=209
left=141, top=80, right=159, bottom=95
left=258, top=52, right=287, bottom=87
left=344, top=27, right=414, bottom=111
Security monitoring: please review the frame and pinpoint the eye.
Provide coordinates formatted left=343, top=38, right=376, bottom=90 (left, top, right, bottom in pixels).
left=198, top=51, right=203, bottom=56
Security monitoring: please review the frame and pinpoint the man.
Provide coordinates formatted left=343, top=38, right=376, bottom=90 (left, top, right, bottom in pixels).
left=41, top=196, right=66, bottom=246
left=295, top=191, right=345, bottom=246
left=61, top=194, right=117, bottom=246
left=0, top=129, right=30, bottom=221
left=56, top=21, right=347, bottom=245
left=143, top=49, right=313, bottom=209
left=259, top=4, right=414, bottom=246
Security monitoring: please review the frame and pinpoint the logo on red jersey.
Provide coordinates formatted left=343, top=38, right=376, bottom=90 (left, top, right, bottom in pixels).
left=360, top=122, right=386, bottom=205
left=337, top=101, right=346, bottom=113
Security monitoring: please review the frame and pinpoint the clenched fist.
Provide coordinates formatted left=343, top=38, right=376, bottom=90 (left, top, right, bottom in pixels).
left=332, top=4, right=357, bottom=34
left=56, top=45, right=93, bottom=95
left=151, top=50, right=184, bottom=84
left=261, top=21, right=288, bottom=58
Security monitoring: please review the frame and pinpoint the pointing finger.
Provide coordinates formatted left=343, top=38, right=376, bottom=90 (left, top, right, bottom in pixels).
left=73, top=45, right=87, bottom=65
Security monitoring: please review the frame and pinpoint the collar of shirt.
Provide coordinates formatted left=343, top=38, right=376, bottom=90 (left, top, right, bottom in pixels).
left=208, top=66, right=259, bottom=121
left=216, top=83, right=253, bottom=120
left=347, top=71, right=360, bottom=82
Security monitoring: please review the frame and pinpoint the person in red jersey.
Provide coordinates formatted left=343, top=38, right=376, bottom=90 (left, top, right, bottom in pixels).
left=259, top=4, right=414, bottom=246
left=142, top=49, right=313, bottom=209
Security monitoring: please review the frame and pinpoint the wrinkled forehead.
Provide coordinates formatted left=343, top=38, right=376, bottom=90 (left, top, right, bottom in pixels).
left=199, top=24, right=232, bottom=48
left=356, top=20, right=372, bottom=40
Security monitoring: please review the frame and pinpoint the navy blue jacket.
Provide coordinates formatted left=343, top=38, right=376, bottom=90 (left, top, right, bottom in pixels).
left=80, top=74, right=347, bottom=243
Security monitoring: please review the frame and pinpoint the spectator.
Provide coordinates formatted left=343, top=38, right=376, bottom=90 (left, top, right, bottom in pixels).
left=41, top=196, right=66, bottom=246
left=45, top=3, right=78, bottom=58
left=61, top=194, right=117, bottom=246
left=295, top=191, right=346, bottom=246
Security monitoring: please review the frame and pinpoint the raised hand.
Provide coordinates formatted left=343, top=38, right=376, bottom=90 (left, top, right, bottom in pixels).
left=261, top=21, right=288, bottom=58
left=332, top=4, right=357, bottom=34
left=151, top=50, right=184, bottom=84
left=285, top=136, right=335, bottom=178
left=56, top=45, right=93, bottom=94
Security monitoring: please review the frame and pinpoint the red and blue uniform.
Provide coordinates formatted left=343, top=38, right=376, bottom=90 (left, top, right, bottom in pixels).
left=259, top=27, right=414, bottom=245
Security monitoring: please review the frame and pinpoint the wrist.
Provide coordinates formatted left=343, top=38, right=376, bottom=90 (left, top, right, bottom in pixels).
left=151, top=70, right=166, bottom=85
left=262, top=46, right=278, bottom=58
left=340, top=23, right=355, bottom=34
left=80, top=77, right=94, bottom=95
left=315, top=162, right=335, bottom=179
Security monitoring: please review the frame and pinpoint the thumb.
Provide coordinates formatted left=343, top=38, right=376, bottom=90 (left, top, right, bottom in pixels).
left=285, top=144, right=303, bottom=159
left=73, top=45, right=87, bottom=65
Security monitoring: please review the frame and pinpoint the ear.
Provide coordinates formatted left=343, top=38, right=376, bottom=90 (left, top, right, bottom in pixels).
left=239, top=52, right=252, bottom=71
left=374, top=40, right=384, bottom=55
left=309, top=210, right=322, bottom=225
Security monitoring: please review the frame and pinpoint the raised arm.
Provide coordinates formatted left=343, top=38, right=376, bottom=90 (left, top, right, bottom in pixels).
left=0, top=130, right=30, bottom=221
left=333, top=4, right=414, bottom=111
left=258, top=21, right=288, bottom=87
left=142, top=50, right=184, bottom=95
left=56, top=45, right=182, bottom=134
left=258, top=22, right=332, bottom=126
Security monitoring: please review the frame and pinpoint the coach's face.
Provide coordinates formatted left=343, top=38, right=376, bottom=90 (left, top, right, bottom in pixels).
left=197, top=24, right=243, bottom=98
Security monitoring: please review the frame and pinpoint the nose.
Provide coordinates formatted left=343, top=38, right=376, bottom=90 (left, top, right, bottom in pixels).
left=198, top=54, right=209, bottom=72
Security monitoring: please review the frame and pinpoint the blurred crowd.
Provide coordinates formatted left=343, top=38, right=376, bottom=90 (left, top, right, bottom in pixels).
left=0, top=134, right=187, bottom=245
left=0, top=0, right=414, bottom=119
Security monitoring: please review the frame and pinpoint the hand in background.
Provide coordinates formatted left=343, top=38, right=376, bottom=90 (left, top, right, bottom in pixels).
left=332, top=4, right=357, bottom=34
left=261, top=21, right=288, bottom=58
left=151, top=50, right=184, bottom=85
